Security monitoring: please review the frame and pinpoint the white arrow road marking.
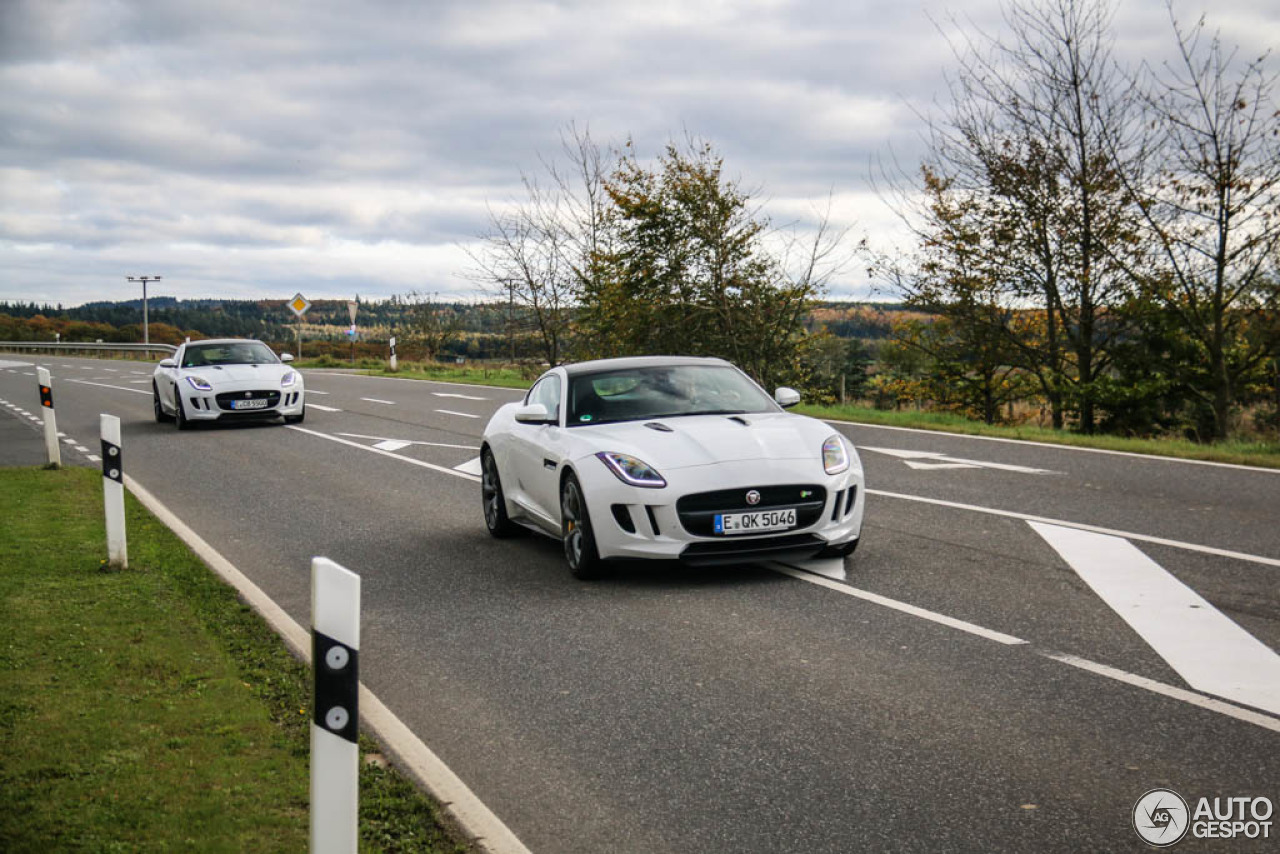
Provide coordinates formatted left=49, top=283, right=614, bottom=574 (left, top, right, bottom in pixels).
left=454, top=456, right=484, bottom=476
left=1029, top=521, right=1280, bottom=716
left=435, top=409, right=480, bottom=419
left=306, top=403, right=342, bottom=412
left=361, top=397, right=396, bottom=405
left=860, top=446, right=1058, bottom=474
left=336, top=433, right=479, bottom=451
left=432, top=391, right=487, bottom=401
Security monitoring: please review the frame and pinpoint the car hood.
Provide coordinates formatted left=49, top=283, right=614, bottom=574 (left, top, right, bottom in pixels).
left=183, top=364, right=289, bottom=384
left=568, top=412, right=836, bottom=470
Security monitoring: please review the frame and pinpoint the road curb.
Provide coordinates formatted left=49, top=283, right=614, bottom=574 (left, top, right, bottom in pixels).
left=122, top=473, right=532, bottom=854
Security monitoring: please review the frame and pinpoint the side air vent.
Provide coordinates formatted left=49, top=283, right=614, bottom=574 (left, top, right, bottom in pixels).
left=611, top=504, right=637, bottom=534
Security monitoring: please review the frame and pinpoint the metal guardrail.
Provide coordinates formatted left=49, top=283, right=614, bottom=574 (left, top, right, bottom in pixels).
left=0, top=341, right=176, bottom=357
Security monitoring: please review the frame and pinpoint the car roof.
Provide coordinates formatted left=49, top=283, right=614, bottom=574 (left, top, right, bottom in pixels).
left=560, top=355, right=731, bottom=377
left=185, top=338, right=267, bottom=347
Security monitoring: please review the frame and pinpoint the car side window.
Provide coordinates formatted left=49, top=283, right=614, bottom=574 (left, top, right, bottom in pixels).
left=527, top=375, right=562, bottom=424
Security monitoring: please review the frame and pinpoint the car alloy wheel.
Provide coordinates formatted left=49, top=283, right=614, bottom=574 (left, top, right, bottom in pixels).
left=152, top=384, right=172, bottom=423
left=481, top=449, right=518, bottom=538
left=175, top=394, right=190, bottom=431
left=560, top=473, right=603, bottom=580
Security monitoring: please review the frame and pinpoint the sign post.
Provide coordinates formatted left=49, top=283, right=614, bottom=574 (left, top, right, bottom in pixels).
left=389, top=336, right=397, bottom=372
left=288, top=293, right=311, bottom=360
left=37, top=367, right=60, bottom=468
left=311, top=557, right=360, bottom=854
left=347, top=301, right=358, bottom=364
left=101, top=414, right=127, bottom=568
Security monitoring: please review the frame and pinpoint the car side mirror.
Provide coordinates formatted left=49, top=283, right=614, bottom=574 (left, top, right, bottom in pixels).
left=774, top=387, right=801, bottom=408
left=279, top=353, right=294, bottom=363
left=515, top=403, right=553, bottom=424
left=158, top=358, right=176, bottom=369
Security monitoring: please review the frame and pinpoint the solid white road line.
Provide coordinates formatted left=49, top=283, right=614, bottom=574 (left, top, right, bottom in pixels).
left=772, top=566, right=1029, bottom=646
left=1029, top=522, right=1280, bottom=716
left=432, top=391, right=487, bottom=401
left=336, top=433, right=479, bottom=451
left=361, top=397, right=396, bottom=405
left=286, top=426, right=481, bottom=482
left=66, top=378, right=151, bottom=395
left=830, top=418, right=1280, bottom=475
left=868, top=488, right=1280, bottom=568
left=1042, top=652, right=1280, bottom=734
left=306, top=403, right=342, bottom=412
left=435, top=409, right=480, bottom=419
left=122, top=474, right=530, bottom=854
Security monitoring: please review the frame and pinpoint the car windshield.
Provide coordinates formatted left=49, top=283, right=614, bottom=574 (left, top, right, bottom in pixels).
left=182, top=342, right=278, bottom=368
left=566, top=364, right=776, bottom=426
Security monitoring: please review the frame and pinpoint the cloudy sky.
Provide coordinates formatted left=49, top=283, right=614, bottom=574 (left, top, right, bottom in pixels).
left=1, top=0, right=1276, bottom=308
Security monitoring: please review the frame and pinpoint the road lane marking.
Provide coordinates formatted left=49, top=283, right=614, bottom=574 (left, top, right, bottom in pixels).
left=66, top=378, right=151, bottom=395
left=361, top=397, right=396, bottom=405
left=1041, top=652, right=1280, bottom=734
left=860, top=446, right=1058, bottom=474
left=307, top=389, right=331, bottom=395
left=454, top=457, right=484, bottom=476
left=1029, top=522, right=1280, bottom=716
left=772, top=566, right=1029, bottom=645
left=867, top=488, right=1280, bottom=568
left=435, top=409, right=480, bottom=419
left=306, top=403, right=342, bottom=412
left=336, top=433, right=479, bottom=451
left=432, top=392, right=487, bottom=401
left=829, top=419, right=1280, bottom=474
left=286, top=426, right=481, bottom=482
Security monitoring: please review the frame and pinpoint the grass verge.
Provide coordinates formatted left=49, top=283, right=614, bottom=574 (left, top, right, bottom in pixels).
left=0, top=466, right=470, bottom=853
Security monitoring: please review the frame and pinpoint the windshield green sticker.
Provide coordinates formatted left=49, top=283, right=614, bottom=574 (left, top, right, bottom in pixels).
left=580, top=414, right=593, bottom=422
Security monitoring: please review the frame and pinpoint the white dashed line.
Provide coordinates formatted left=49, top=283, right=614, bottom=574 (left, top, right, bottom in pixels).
left=306, top=403, right=342, bottom=412
left=432, top=391, right=487, bottom=401
left=435, top=409, right=480, bottom=419
left=361, top=397, right=396, bottom=405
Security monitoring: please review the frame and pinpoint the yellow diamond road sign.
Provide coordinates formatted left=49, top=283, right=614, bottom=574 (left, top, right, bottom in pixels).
left=288, top=293, right=311, bottom=317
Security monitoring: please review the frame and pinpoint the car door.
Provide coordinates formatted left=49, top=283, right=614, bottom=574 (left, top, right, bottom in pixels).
left=159, top=344, right=185, bottom=411
left=511, top=373, right=565, bottom=528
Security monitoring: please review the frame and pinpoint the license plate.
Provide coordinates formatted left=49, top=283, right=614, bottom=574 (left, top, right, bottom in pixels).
left=231, top=398, right=268, bottom=410
left=714, top=508, right=797, bottom=535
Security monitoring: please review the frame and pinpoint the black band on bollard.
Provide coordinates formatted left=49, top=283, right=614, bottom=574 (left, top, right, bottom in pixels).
left=313, top=628, right=359, bottom=744
left=40, top=385, right=53, bottom=408
left=101, top=440, right=123, bottom=483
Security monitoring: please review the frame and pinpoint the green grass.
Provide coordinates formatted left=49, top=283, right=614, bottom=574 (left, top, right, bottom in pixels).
left=0, top=467, right=469, bottom=853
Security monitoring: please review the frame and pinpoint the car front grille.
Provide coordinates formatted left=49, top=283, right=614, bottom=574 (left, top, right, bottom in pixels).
left=214, top=390, right=281, bottom=411
left=675, top=484, right=826, bottom=537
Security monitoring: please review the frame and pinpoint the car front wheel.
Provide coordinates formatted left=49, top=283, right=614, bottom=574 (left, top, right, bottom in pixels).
left=481, top=448, right=518, bottom=538
left=153, top=383, right=172, bottom=423
left=561, top=472, right=604, bottom=580
left=174, top=393, right=190, bottom=431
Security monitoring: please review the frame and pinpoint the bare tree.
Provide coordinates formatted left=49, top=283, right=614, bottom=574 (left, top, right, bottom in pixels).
left=404, top=291, right=462, bottom=363
left=1122, top=7, right=1280, bottom=439
left=882, top=0, right=1144, bottom=432
left=465, top=123, right=612, bottom=366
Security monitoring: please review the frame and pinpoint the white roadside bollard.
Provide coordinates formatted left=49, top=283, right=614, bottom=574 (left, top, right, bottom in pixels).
left=389, top=336, right=397, bottom=372
left=311, top=557, right=361, bottom=854
left=37, top=367, right=60, bottom=467
left=100, top=414, right=127, bottom=568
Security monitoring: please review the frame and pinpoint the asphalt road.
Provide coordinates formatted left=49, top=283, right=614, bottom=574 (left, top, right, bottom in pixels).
left=3, top=354, right=1277, bottom=853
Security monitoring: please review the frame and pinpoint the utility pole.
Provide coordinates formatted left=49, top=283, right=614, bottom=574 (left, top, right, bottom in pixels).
left=126, top=275, right=162, bottom=346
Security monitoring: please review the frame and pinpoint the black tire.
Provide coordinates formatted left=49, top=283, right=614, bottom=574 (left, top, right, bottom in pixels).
left=561, top=472, right=604, bottom=580
left=481, top=448, right=518, bottom=538
left=175, top=393, right=190, bottom=431
left=153, top=383, right=173, bottom=423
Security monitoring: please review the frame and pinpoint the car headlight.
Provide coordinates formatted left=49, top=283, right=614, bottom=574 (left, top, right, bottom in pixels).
left=596, top=452, right=667, bottom=488
left=823, top=434, right=849, bottom=475
left=186, top=375, right=213, bottom=391
left=281, top=370, right=297, bottom=388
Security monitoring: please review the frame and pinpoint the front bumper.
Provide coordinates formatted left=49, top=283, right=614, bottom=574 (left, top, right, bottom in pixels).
left=179, top=384, right=305, bottom=421
left=573, top=457, right=865, bottom=565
